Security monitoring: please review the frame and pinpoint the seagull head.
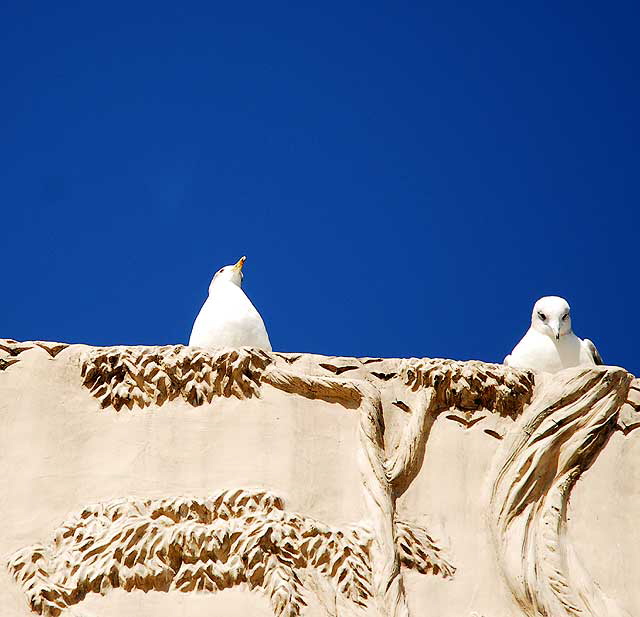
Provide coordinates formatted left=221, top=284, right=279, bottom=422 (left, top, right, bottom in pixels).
left=531, top=296, right=572, bottom=341
left=209, top=256, right=246, bottom=292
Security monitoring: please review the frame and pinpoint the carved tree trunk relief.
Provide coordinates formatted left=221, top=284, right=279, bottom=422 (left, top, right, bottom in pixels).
left=0, top=339, right=638, bottom=617
left=490, top=367, right=636, bottom=617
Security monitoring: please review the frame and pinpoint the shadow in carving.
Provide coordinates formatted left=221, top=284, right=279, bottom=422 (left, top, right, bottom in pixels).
left=8, top=489, right=453, bottom=617
left=490, top=367, right=637, bottom=617
left=4, top=340, right=639, bottom=616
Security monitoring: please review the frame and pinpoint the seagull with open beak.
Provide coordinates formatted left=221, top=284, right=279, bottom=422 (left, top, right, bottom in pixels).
left=189, top=256, right=272, bottom=351
left=504, top=296, right=602, bottom=373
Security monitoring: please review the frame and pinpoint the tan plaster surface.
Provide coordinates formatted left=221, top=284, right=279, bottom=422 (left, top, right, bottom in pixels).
left=0, top=342, right=638, bottom=617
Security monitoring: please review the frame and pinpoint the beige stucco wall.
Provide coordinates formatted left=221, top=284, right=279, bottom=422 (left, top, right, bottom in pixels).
left=1, top=342, right=638, bottom=617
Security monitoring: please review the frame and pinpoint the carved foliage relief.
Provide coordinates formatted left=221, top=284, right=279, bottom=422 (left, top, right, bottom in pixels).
left=1, top=339, right=639, bottom=617
left=8, top=489, right=453, bottom=617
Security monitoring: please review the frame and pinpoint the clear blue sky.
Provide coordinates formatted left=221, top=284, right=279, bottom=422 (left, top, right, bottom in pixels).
left=2, top=2, right=638, bottom=374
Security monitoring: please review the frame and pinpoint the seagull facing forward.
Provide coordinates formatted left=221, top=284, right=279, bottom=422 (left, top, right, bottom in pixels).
left=189, top=256, right=272, bottom=351
left=504, top=296, right=602, bottom=374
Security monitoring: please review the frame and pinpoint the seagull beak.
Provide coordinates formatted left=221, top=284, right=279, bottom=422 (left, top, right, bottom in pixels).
left=551, top=323, right=561, bottom=340
left=232, top=256, right=246, bottom=272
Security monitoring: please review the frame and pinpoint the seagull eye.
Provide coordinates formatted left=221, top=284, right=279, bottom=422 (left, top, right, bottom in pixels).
left=562, top=314, right=568, bottom=321
left=538, top=312, right=546, bottom=321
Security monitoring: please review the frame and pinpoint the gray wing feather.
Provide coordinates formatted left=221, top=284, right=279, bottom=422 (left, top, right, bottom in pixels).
left=584, top=339, right=603, bottom=365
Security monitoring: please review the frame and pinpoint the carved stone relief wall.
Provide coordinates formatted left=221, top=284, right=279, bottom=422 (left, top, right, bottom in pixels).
left=1, top=339, right=639, bottom=617
left=8, top=489, right=453, bottom=617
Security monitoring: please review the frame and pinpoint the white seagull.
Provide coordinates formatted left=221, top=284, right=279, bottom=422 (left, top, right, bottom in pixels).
left=504, top=296, right=602, bottom=374
left=189, top=256, right=272, bottom=351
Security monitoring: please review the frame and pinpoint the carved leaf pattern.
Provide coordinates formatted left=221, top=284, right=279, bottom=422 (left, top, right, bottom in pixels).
left=74, top=341, right=541, bottom=421
left=395, top=519, right=455, bottom=578
left=7, top=489, right=453, bottom=617
left=6, top=339, right=640, bottom=617
left=401, top=359, right=536, bottom=418
left=81, top=346, right=271, bottom=410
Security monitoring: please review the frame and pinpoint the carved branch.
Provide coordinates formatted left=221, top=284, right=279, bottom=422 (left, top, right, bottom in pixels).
left=18, top=339, right=632, bottom=617
left=264, top=366, right=416, bottom=617
left=617, top=377, right=640, bottom=434
left=385, top=387, right=439, bottom=498
left=75, top=343, right=538, bottom=421
left=262, top=365, right=362, bottom=409
left=74, top=345, right=545, bottom=617
left=489, top=366, right=632, bottom=617
left=357, top=382, right=409, bottom=617
left=262, top=367, right=412, bottom=616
